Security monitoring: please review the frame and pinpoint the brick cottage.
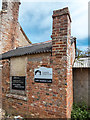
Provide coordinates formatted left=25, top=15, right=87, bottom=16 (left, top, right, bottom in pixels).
left=0, top=0, right=76, bottom=118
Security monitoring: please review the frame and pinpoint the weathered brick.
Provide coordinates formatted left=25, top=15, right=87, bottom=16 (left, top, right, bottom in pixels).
left=1, top=4, right=76, bottom=119
left=0, top=0, right=30, bottom=54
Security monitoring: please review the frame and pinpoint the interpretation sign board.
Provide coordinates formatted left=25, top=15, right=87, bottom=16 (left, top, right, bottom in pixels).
left=34, top=67, right=52, bottom=83
left=12, top=76, right=25, bottom=90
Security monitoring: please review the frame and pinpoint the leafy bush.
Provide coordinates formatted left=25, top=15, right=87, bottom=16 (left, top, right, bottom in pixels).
left=71, top=102, right=90, bottom=120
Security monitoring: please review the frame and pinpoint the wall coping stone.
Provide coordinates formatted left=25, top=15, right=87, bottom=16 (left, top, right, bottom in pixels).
left=52, top=7, right=72, bottom=22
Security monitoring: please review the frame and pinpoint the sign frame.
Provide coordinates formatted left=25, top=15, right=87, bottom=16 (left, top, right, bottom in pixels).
left=34, top=67, right=52, bottom=83
left=11, top=76, right=26, bottom=91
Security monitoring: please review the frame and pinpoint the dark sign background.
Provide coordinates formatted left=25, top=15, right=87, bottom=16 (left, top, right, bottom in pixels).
left=34, top=78, right=52, bottom=83
left=12, top=76, right=25, bottom=90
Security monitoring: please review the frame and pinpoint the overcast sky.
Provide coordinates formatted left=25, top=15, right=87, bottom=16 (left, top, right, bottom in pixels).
left=0, top=0, right=89, bottom=51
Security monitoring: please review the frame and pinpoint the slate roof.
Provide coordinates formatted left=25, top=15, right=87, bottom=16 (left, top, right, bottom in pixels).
left=0, top=37, right=76, bottom=60
left=0, top=41, right=52, bottom=60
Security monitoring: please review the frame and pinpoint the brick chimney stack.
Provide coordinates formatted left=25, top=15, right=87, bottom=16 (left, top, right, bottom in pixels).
left=0, top=0, right=21, bottom=53
left=52, top=7, right=71, bottom=57
left=52, top=7, right=73, bottom=118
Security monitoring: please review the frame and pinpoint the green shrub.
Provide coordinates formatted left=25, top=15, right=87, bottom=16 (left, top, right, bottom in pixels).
left=71, top=102, right=90, bottom=120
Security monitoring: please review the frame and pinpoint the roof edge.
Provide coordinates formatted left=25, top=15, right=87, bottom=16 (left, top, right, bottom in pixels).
left=20, top=25, right=32, bottom=44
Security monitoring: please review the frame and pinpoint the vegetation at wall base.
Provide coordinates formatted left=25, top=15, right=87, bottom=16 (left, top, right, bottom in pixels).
left=71, top=102, right=90, bottom=119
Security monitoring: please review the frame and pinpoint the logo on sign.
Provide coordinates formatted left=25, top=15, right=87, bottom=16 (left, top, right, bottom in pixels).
left=35, top=70, right=41, bottom=75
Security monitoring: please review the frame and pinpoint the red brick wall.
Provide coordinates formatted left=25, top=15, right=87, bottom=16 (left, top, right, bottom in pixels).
left=67, top=41, right=75, bottom=117
left=52, top=7, right=73, bottom=118
left=2, top=59, right=29, bottom=117
left=0, top=0, right=30, bottom=54
left=25, top=8, right=75, bottom=118
left=27, top=54, right=57, bottom=118
left=1, top=7, right=75, bottom=118
left=2, top=60, right=10, bottom=110
left=27, top=55, right=66, bottom=118
left=0, top=1, right=20, bottom=54
left=0, top=65, right=2, bottom=111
